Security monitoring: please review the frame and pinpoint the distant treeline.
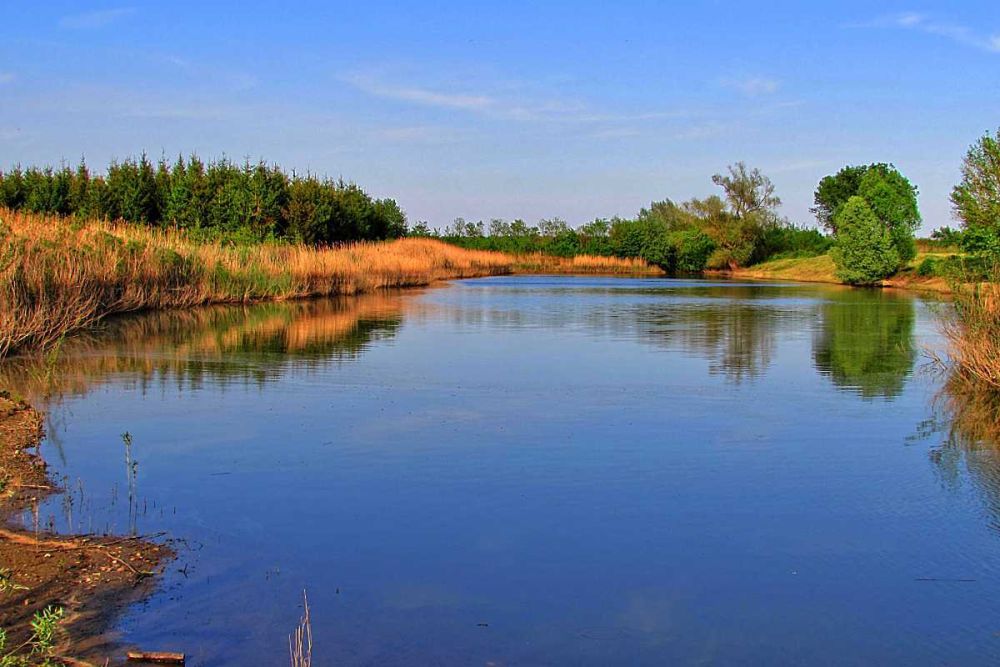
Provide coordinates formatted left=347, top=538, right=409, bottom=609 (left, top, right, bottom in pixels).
left=0, top=155, right=407, bottom=244
left=424, top=163, right=831, bottom=273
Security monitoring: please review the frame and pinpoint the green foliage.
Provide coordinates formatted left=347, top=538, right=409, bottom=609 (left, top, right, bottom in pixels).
left=929, top=226, right=964, bottom=247
left=960, top=225, right=1000, bottom=257
left=701, top=164, right=784, bottom=269
left=935, top=253, right=996, bottom=282
left=830, top=196, right=900, bottom=285
left=817, top=163, right=919, bottom=273
left=29, top=606, right=63, bottom=656
left=951, top=127, right=1000, bottom=257
left=0, top=606, right=64, bottom=667
left=814, top=163, right=920, bottom=245
left=671, top=230, right=716, bottom=273
left=756, top=224, right=832, bottom=261
left=0, top=154, right=407, bottom=246
left=440, top=164, right=815, bottom=273
left=408, top=221, right=433, bottom=237
left=857, top=167, right=920, bottom=262
left=813, top=164, right=868, bottom=232
left=916, top=257, right=939, bottom=277
left=711, top=162, right=781, bottom=218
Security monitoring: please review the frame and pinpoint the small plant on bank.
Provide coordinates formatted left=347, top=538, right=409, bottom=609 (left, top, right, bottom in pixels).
left=0, top=569, right=27, bottom=594
left=28, top=606, right=63, bottom=657
left=0, top=605, right=65, bottom=666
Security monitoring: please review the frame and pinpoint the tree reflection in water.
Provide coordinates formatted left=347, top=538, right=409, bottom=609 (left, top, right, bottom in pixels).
left=813, top=289, right=917, bottom=399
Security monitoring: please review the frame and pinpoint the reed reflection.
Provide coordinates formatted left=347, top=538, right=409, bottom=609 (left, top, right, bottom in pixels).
left=0, top=292, right=407, bottom=401
left=932, top=384, right=1000, bottom=531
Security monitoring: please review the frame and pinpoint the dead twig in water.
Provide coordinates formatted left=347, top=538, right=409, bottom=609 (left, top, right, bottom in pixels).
left=126, top=650, right=185, bottom=663
left=289, top=590, right=312, bottom=667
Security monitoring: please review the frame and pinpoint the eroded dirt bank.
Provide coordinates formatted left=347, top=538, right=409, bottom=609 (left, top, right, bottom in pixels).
left=0, top=393, right=171, bottom=665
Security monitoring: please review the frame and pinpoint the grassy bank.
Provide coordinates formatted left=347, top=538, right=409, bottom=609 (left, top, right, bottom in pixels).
left=716, top=252, right=954, bottom=293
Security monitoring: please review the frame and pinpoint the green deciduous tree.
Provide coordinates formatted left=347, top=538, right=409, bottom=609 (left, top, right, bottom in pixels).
left=711, top=162, right=781, bottom=219
left=814, top=163, right=919, bottom=264
left=830, top=196, right=900, bottom=285
left=951, top=127, right=1000, bottom=257
left=857, top=167, right=919, bottom=262
left=700, top=163, right=784, bottom=269
left=812, top=165, right=868, bottom=232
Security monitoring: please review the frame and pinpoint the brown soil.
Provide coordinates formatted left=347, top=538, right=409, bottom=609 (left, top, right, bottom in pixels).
left=0, top=394, right=172, bottom=665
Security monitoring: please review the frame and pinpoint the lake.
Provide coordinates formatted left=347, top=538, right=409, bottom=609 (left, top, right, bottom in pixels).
left=12, top=276, right=1000, bottom=665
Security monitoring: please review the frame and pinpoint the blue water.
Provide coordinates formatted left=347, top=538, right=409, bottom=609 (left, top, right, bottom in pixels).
left=19, top=276, right=1000, bottom=665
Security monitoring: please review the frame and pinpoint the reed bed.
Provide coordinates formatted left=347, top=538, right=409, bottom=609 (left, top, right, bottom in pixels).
left=0, top=209, right=511, bottom=357
left=512, top=252, right=664, bottom=275
left=939, top=274, right=1000, bottom=392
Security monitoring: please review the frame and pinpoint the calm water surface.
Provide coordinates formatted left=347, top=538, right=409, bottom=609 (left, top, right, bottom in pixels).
left=13, top=276, right=1000, bottom=665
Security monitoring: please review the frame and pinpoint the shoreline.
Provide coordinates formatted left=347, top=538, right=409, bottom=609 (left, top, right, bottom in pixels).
left=706, top=263, right=953, bottom=295
left=0, top=394, right=172, bottom=665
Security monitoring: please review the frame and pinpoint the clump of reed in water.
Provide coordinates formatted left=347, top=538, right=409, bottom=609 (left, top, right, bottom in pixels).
left=938, top=265, right=1000, bottom=392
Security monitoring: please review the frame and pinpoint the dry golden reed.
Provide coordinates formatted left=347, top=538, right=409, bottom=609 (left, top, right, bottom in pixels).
left=940, top=278, right=1000, bottom=392
left=0, top=209, right=510, bottom=357
left=511, top=252, right=663, bottom=275
left=0, top=209, right=659, bottom=358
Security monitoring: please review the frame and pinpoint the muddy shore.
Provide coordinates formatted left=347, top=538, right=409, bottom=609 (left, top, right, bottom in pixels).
left=0, top=394, right=171, bottom=665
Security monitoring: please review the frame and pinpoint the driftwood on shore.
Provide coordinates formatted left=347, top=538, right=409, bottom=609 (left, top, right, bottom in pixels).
left=126, top=650, right=186, bottom=664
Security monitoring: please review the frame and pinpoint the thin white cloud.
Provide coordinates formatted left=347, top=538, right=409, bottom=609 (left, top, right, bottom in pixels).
left=0, top=72, right=14, bottom=85
left=373, top=125, right=467, bottom=144
left=590, top=127, right=642, bottom=140
left=671, top=123, right=730, bottom=141
left=342, top=72, right=686, bottom=125
left=851, top=12, right=1000, bottom=53
left=765, top=159, right=830, bottom=175
left=154, top=54, right=258, bottom=92
left=722, top=76, right=780, bottom=96
left=343, top=75, right=493, bottom=111
left=59, top=8, right=136, bottom=30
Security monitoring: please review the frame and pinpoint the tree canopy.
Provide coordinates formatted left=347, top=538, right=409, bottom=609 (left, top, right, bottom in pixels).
left=0, top=154, right=408, bottom=245
left=951, top=127, right=1000, bottom=257
left=830, top=196, right=900, bottom=285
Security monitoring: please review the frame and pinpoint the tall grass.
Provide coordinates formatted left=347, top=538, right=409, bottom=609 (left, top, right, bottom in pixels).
left=940, top=269, right=1000, bottom=392
left=0, top=209, right=511, bottom=357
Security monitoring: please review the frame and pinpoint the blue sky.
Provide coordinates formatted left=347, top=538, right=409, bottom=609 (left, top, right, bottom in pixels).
left=1, top=2, right=998, bottom=232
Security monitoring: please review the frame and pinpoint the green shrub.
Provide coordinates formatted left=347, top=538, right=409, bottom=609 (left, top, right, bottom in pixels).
left=672, top=230, right=715, bottom=273
left=916, top=257, right=938, bottom=277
